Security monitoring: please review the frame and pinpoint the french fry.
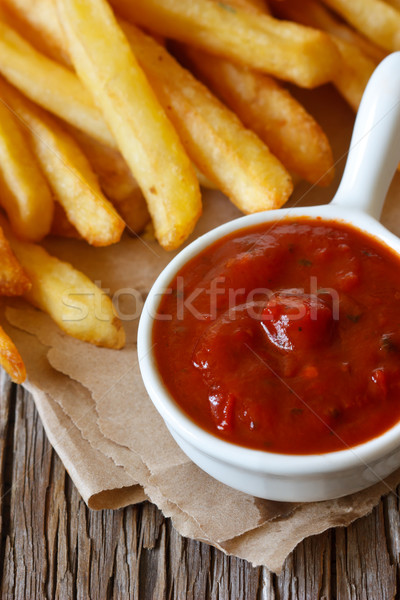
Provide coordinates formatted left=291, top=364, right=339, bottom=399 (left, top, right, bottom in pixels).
left=329, top=38, right=377, bottom=112
left=319, top=0, right=400, bottom=52
left=384, top=0, right=400, bottom=10
left=271, top=0, right=377, bottom=112
left=0, top=79, right=125, bottom=247
left=0, top=7, right=253, bottom=203
left=1, top=0, right=71, bottom=65
left=0, top=18, right=114, bottom=147
left=0, top=6, right=289, bottom=203
left=121, top=22, right=292, bottom=213
left=185, top=48, right=334, bottom=185
left=219, top=0, right=271, bottom=14
left=50, top=202, right=81, bottom=239
left=194, top=167, right=218, bottom=190
left=69, top=129, right=151, bottom=235
left=0, top=92, right=53, bottom=241
left=0, top=10, right=237, bottom=212
left=110, top=0, right=340, bottom=88
left=56, top=0, right=202, bottom=251
left=0, top=225, right=31, bottom=296
left=0, top=325, right=26, bottom=383
left=0, top=216, right=125, bottom=349
left=270, top=0, right=386, bottom=62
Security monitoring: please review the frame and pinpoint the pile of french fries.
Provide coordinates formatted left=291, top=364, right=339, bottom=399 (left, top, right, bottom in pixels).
left=0, top=0, right=397, bottom=383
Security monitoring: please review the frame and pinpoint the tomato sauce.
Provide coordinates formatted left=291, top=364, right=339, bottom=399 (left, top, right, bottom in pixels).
left=153, top=219, right=400, bottom=454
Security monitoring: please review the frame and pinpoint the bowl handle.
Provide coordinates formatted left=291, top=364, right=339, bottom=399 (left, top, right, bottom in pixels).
left=332, top=52, right=400, bottom=220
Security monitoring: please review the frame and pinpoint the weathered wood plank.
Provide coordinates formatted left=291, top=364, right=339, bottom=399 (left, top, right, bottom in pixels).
left=336, top=502, right=397, bottom=600
left=0, top=370, right=12, bottom=570
left=0, top=380, right=399, bottom=599
left=276, top=530, right=332, bottom=600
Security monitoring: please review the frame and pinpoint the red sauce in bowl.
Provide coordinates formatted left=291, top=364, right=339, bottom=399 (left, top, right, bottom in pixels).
left=153, top=219, right=400, bottom=454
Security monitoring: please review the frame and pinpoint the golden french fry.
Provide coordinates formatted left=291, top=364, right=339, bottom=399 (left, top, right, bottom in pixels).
left=330, top=37, right=376, bottom=112
left=120, top=22, right=292, bottom=213
left=320, top=0, right=400, bottom=52
left=193, top=166, right=218, bottom=190
left=0, top=92, right=53, bottom=241
left=185, top=48, right=334, bottom=185
left=110, top=0, right=340, bottom=88
left=270, top=0, right=386, bottom=62
left=271, top=0, right=377, bottom=111
left=1, top=216, right=125, bottom=349
left=384, top=0, right=400, bottom=10
left=109, top=192, right=151, bottom=238
left=0, top=18, right=114, bottom=147
left=0, top=79, right=125, bottom=247
left=0, top=4, right=237, bottom=198
left=1, top=0, right=71, bottom=65
left=219, top=0, right=271, bottom=14
left=50, top=202, right=81, bottom=239
left=69, top=128, right=151, bottom=234
left=0, top=10, right=225, bottom=213
left=0, top=225, right=31, bottom=296
left=0, top=324, right=26, bottom=383
left=56, top=0, right=201, bottom=250
left=0, top=7, right=210, bottom=230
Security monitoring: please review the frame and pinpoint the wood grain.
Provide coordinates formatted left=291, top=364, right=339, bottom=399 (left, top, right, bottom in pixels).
left=0, top=376, right=399, bottom=599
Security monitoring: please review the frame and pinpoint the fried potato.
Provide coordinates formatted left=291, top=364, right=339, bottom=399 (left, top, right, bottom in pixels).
left=0, top=18, right=114, bottom=147
left=329, top=37, right=377, bottom=112
left=270, top=0, right=386, bottom=62
left=219, top=0, right=271, bottom=14
left=0, top=80, right=125, bottom=247
left=1, top=0, right=71, bottom=65
left=320, top=0, right=400, bottom=52
left=0, top=92, right=53, bottom=241
left=193, top=167, right=218, bottom=190
left=185, top=48, right=334, bottom=185
left=0, top=9, right=230, bottom=217
left=384, top=0, right=400, bottom=10
left=0, top=225, right=31, bottom=296
left=56, top=0, right=201, bottom=250
left=69, top=129, right=151, bottom=235
left=1, top=216, right=125, bottom=349
left=50, top=202, right=81, bottom=239
left=111, top=0, right=340, bottom=88
left=271, top=0, right=377, bottom=112
left=121, top=22, right=292, bottom=213
left=0, top=325, right=26, bottom=383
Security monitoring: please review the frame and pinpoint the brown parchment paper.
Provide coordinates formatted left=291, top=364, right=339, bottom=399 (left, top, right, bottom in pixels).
left=5, top=86, right=400, bottom=573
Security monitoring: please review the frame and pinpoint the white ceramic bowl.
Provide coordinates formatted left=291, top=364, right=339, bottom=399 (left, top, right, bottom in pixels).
left=138, top=53, right=400, bottom=501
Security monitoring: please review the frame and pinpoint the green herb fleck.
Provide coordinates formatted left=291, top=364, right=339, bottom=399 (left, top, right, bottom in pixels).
left=218, top=2, right=236, bottom=12
left=174, top=326, right=187, bottom=333
left=361, top=250, right=373, bottom=257
left=381, top=333, right=398, bottom=353
left=298, top=327, right=303, bottom=332
left=299, top=258, right=312, bottom=267
left=291, top=408, right=303, bottom=416
left=172, top=288, right=184, bottom=299
left=346, top=314, right=362, bottom=323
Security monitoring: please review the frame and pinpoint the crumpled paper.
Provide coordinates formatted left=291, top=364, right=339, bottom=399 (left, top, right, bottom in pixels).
left=5, top=86, right=400, bottom=573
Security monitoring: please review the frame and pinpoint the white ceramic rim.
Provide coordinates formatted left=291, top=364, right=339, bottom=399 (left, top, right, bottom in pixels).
left=138, top=204, right=400, bottom=477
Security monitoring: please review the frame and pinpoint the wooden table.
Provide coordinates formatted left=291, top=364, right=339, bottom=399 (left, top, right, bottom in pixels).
left=0, top=373, right=399, bottom=599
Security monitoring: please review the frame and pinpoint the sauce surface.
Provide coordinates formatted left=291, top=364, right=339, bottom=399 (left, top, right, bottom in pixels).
left=153, top=219, right=400, bottom=454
